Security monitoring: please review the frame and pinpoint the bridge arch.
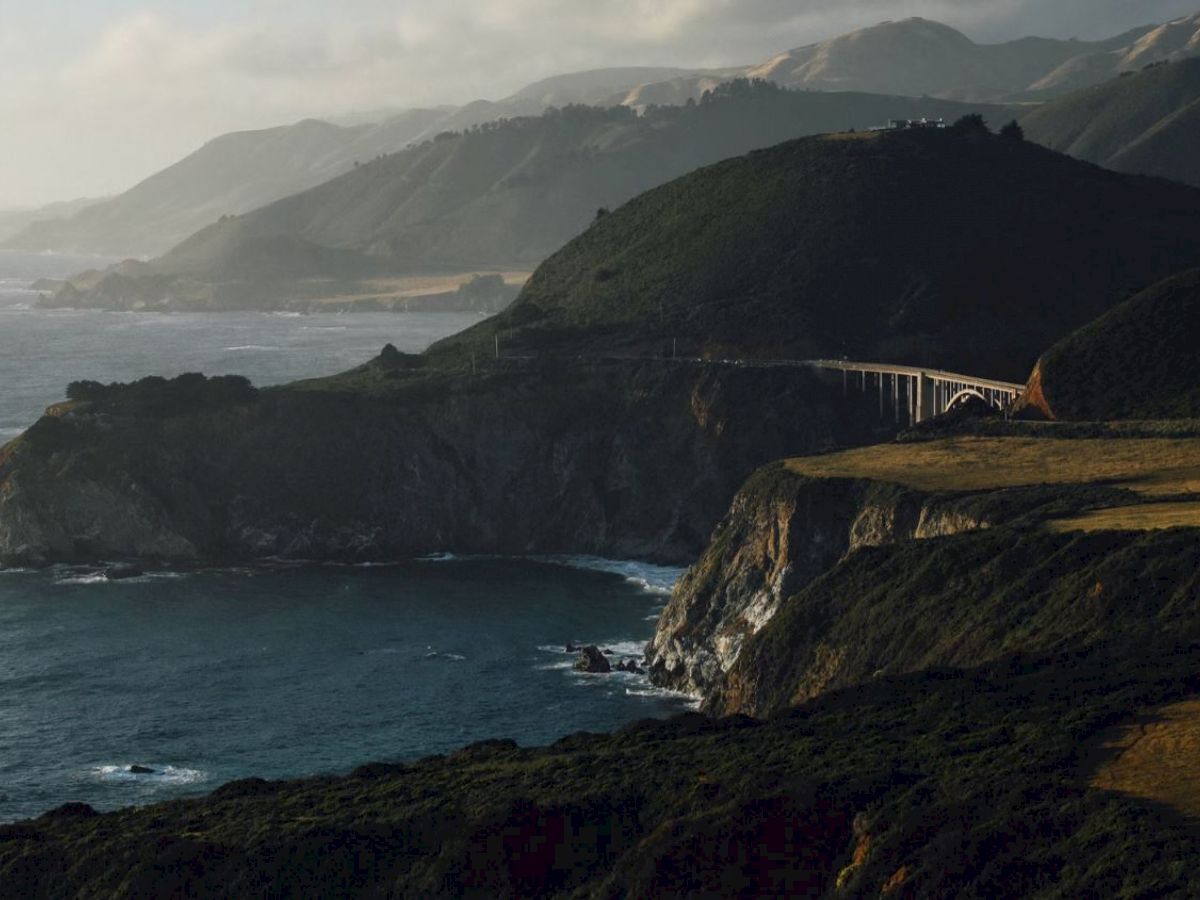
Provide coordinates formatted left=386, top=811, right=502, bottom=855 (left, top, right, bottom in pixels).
left=946, top=388, right=999, bottom=412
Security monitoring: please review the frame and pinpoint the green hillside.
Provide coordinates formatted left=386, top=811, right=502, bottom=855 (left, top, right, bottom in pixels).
left=435, top=125, right=1200, bottom=381
left=56, top=83, right=1011, bottom=310
left=1022, top=58, right=1200, bottom=187
left=1022, top=269, right=1200, bottom=420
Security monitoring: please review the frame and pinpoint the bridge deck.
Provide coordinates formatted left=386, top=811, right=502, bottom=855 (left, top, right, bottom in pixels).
left=804, top=359, right=1025, bottom=394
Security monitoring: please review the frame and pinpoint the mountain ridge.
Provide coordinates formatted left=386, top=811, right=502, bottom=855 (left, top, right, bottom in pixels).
left=8, top=13, right=1198, bottom=258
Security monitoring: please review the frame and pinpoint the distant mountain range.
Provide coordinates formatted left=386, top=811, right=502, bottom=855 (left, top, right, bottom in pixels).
left=43, top=84, right=1013, bottom=312
left=0, top=197, right=104, bottom=243
left=1021, top=55, right=1200, bottom=187
left=7, top=13, right=1198, bottom=259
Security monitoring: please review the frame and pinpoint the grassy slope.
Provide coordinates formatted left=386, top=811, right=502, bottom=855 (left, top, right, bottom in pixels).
left=718, top=523, right=1200, bottom=716
left=432, top=128, right=1200, bottom=382
left=157, top=84, right=1011, bottom=279
left=783, top=435, right=1200, bottom=496
left=1026, top=269, right=1200, bottom=421
left=1022, top=58, right=1200, bottom=186
left=3, top=641, right=1200, bottom=898
left=783, top=432, right=1200, bottom=532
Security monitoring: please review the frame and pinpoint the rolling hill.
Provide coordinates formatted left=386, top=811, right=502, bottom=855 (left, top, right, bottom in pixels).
left=2, top=68, right=718, bottom=258
left=1020, top=269, right=1200, bottom=420
left=10, top=13, right=1198, bottom=259
left=433, top=125, right=1200, bottom=382
left=49, top=84, right=1013, bottom=311
left=1021, top=56, right=1200, bottom=187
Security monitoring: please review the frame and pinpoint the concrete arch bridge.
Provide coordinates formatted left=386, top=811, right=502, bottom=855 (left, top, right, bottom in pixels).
left=805, top=359, right=1025, bottom=424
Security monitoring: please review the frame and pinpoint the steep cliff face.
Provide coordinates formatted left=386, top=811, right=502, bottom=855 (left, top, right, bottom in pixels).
left=644, top=466, right=989, bottom=697
left=0, top=359, right=883, bottom=567
left=646, top=455, right=1200, bottom=716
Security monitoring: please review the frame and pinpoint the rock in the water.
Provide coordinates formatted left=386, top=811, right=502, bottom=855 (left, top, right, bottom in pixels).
left=105, top=564, right=145, bottom=581
left=128, top=765, right=155, bottom=775
left=565, top=643, right=581, bottom=653
left=573, top=646, right=611, bottom=674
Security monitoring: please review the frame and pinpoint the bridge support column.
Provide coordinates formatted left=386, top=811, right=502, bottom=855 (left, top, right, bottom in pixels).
left=915, top=372, right=936, bottom=423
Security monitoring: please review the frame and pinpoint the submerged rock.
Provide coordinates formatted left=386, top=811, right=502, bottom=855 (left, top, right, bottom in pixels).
left=573, top=646, right=611, bottom=674
left=128, top=765, right=155, bottom=775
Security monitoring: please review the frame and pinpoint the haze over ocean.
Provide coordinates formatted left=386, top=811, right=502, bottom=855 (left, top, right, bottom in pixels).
left=0, top=251, right=691, bottom=822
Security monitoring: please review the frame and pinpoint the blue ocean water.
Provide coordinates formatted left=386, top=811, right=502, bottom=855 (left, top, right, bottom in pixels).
left=0, top=559, right=689, bottom=823
left=0, top=249, right=489, bottom=441
left=0, top=253, right=692, bottom=822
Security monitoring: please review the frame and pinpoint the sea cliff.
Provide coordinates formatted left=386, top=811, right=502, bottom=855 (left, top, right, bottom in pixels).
left=646, top=436, right=1200, bottom=714
left=0, top=357, right=884, bottom=568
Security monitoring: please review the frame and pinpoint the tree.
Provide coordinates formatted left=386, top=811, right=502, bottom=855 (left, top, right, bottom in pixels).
left=1000, top=120, right=1025, bottom=142
left=951, top=114, right=990, bottom=136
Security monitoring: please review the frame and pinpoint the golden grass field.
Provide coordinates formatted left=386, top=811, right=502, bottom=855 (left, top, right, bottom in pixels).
left=785, top=437, right=1200, bottom=532
left=1090, top=699, right=1200, bottom=821
left=307, top=271, right=532, bottom=307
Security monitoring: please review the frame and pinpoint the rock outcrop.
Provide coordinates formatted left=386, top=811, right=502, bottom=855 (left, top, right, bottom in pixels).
left=647, top=455, right=1200, bottom=716
left=644, top=465, right=989, bottom=698
left=0, top=358, right=884, bottom=567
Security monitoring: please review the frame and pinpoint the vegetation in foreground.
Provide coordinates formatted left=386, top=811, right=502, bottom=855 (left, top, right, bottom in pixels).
left=2, top=642, right=1199, bottom=897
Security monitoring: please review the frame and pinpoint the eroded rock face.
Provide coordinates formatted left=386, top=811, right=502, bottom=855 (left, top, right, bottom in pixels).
left=0, top=360, right=882, bottom=567
left=644, top=467, right=987, bottom=699
left=573, top=646, right=611, bottom=674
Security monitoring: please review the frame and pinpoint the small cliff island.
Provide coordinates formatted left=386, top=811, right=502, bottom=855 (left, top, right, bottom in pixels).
left=6, top=129, right=1200, bottom=895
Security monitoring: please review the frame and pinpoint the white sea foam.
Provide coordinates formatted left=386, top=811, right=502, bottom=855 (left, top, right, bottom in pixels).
left=55, top=573, right=109, bottom=585
left=93, top=764, right=207, bottom=785
left=423, top=651, right=466, bottom=661
left=538, top=555, right=684, bottom=596
left=225, top=345, right=282, bottom=352
left=625, top=686, right=703, bottom=709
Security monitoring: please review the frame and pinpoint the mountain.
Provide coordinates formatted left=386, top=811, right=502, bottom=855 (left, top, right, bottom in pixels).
left=48, top=84, right=1014, bottom=311
left=742, top=15, right=1200, bottom=100
left=10, top=15, right=1197, bottom=259
left=437, top=125, right=1200, bottom=382
left=2, top=68, right=718, bottom=259
left=1021, top=55, right=1200, bottom=187
left=1019, top=269, right=1200, bottom=420
left=2, top=115, right=445, bottom=258
left=0, top=197, right=104, bottom=242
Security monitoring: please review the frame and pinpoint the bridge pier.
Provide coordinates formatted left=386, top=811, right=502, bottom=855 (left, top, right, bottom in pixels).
left=915, top=372, right=936, bottom=423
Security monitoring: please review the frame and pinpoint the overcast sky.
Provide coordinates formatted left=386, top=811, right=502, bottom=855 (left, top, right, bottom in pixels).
left=0, top=0, right=1196, bottom=208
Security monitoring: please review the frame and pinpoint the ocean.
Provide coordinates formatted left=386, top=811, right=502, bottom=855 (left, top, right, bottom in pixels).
left=0, top=252, right=691, bottom=823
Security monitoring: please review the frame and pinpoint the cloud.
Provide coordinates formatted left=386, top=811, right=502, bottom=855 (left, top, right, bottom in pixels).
left=1, top=0, right=1197, bottom=207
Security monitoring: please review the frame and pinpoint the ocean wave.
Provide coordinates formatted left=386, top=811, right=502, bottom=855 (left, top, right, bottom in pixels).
left=92, top=764, right=207, bottom=785
left=625, top=686, right=703, bottom=709
left=225, top=345, right=282, bottom=352
left=52, top=568, right=189, bottom=586
left=55, top=573, right=109, bottom=585
left=423, top=650, right=467, bottom=662
left=536, top=660, right=578, bottom=671
left=536, top=555, right=683, bottom=596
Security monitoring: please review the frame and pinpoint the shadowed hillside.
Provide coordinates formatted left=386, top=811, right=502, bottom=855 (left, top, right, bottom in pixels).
left=1020, top=269, right=1200, bottom=420
left=1022, top=57, right=1200, bottom=187
left=435, top=126, right=1200, bottom=381
left=50, top=84, right=1011, bottom=311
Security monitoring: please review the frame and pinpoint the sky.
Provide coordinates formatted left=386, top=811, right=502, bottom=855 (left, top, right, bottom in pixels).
left=0, top=0, right=1197, bottom=208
